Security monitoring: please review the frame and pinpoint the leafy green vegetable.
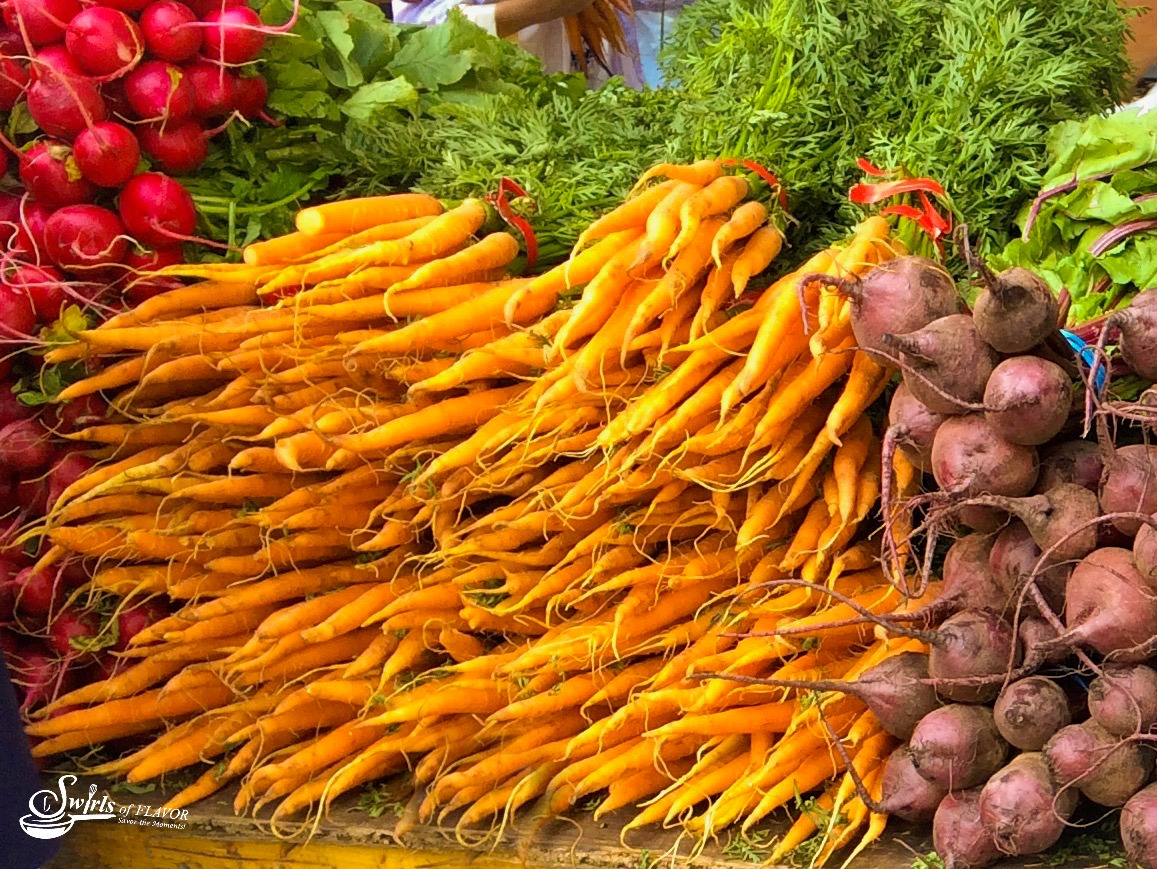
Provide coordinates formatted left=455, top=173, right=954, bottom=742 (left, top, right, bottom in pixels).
left=996, top=109, right=1157, bottom=324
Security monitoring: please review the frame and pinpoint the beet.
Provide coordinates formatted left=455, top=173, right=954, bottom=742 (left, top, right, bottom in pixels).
left=988, top=521, right=1069, bottom=615
left=993, top=676, right=1071, bottom=750
left=933, top=789, right=1002, bottom=869
left=887, top=381, right=945, bottom=471
left=931, top=414, right=1039, bottom=516
left=962, top=483, right=1099, bottom=564
left=1100, top=443, right=1157, bottom=536
left=983, top=356, right=1073, bottom=446
left=979, top=752, right=1077, bottom=856
left=909, top=703, right=1009, bottom=790
left=937, top=532, right=1010, bottom=614
left=878, top=746, right=948, bottom=822
left=1111, top=289, right=1157, bottom=380
left=1017, top=616, right=1068, bottom=665
left=1135, top=517, right=1157, bottom=581
left=1088, top=664, right=1157, bottom=737
left=883, top=315, right=998, bottom=414
left=846, top=256, right=961, bottom=358
left=1035, top=439, right=1103, bottom=494
left=928, top=608, right=1022, bottom=702
left=971, top=266, right=1060, bottom=354
left=1061, top=547, right=1157, bottom=662
left=1045, top=720, right=1154, bottom=806
left=1122, top=783, right=1157, bottom=869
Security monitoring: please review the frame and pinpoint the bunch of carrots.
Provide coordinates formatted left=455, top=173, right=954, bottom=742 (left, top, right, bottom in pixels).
left=22, top=161, right=925, bottom=865
left=566, top=0, right=634, bottom=74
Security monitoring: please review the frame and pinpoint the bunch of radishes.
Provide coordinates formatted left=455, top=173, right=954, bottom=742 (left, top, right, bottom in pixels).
left=0, top=0, right=279, bottom=294
left=769, top=250, right=1157, bottom=867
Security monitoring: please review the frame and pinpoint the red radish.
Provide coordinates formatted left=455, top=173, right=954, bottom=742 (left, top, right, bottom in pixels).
left=26, top=74, right=107, bottom=139
left=138, top=119, right=207, bottom=173
left=2, top=0, right=82, bottom=46
left=933, top=789, right=1001, bottom=869
left=72, top=120, right=140, bottom=188
left=43, top=204, right=129, bottom=275
left=125, top=274, right=181, bottom=303
left=55, top=558, right=89, bottom=590
left=102, top=0, right=153, bottom=12
left=47, top=609, right=100, bottom=659
left=983, top=356, right=1073, bottom=446
left=185, top=60, right=235, bottom=118
left=52, top=393, right=105, bottom=434
left=3, top=263, right=66, bottom=323
left=123, top=60, right=194, bottom=122
left=122, top=245, right=183, bottom=303
left=0, top=192, right=22, bottom=247
left=139, top=1, right=202, bottom=63
left=64, top=7, right=143, bottom=79
left=29, top=44, right=84, bottom=83
left=0, top=31, right=23, bottom=57
left=186, top=0, right=247, bottom=14
left=992, top=676, right=1071, bottom=750
left=1101, top=443, right=1157, bottom=536
left=0, top=57, right=28, bottom=110
left=201, top=6, right=267, bottom=65
left=101, top=78, right=132, bottom=120
left=1088, top=664, right=1157, bottom=737
left=11, top=648, right=62, bottom=711
left=0, top=389, right=34, bottom=429
left=909, top=703, right=1009, bottom=790
left=9, top=198, right=53, bottom=260
left=18, top=140, right=95, bottom=209
left=45, top=452, right=94, bottom=511
left=979, top=752, right=1078, bottom=855
left=114, top=600, right=168, bottom=651
left=883, top=314, right=998, bottom=414
left=0, top=283, right=38, bottom=338
left=85, top=652, right=125, bottom=682
left=17, top=475, right=50, bottom=517
left=125, top=245, right=183, bottom=272
left=6, top=567, right=61, bottom=618
left=118, top=171, right=196, bottom=249
left=0, top=419, right=53, bottom=472
left=231, top=73, right=267, bottom=119
left=1122, top=783, right=1157, bottom=869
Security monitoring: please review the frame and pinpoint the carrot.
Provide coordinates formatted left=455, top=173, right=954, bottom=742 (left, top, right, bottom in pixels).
left=385, top=232, right=519, bottom=296
left=549, top=236, right=646, bottom=354
left=730, top=225, right=784, bottom=299
left=574, top=181, right=677, bottom=250
left=630, top=181, right=700, bottom=274
left=711, top=200, right=768, bottom=267
left=669, top=175, right=749, bottom=262
left=633, top=160, right=724, bottom=192
left=295, top=193, right=442, bottom=236
left=288, top=215, right=439, bottom=262
left=243, top=230, right=348, bottom=266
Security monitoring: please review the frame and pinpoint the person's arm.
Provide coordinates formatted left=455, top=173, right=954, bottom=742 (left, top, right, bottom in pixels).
left=488, top=0, right=595, bottom=37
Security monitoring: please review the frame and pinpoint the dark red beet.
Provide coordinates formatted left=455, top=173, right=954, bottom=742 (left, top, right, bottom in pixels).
left=887, top=381, right=945, bottom=472
left=1088, top=664, right=1157, bottom=737
left=909, top=703, right=1009, bottom=790
left=983, top=356, right=1073, bottom=446
left=1110, top=290, right=1157, bottom=380
left=979, top=752, right=1078, bottom=855
left=962, top=483, right=1100, bottom=564
left=933, top=789, right=1001, bottom=869
left=883, top=315, right=998, bottom=414
left=1034, top=439, right=1103, bottom=494
left=931, top=414, right=1039, bottom=504
left=928, top=608, right=1022, bottom=703
left=971, top=266, right=1059, bottom=354
left=878, top=746, right=948, bottom=822
left=1063, top=547, right=1157, bottom=662
left=846, top=256, right=961, bottom=359
left=1045, top=720, right=1154, bottom=806
left=1121, top=783, right=1157, bottom=869
left=993, top=676, right=1071, bottom=750
left=1101, top=443, right=1157, bottom=536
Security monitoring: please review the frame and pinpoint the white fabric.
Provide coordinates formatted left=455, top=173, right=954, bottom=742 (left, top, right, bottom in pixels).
left=634, top=8, right=679, bottom=88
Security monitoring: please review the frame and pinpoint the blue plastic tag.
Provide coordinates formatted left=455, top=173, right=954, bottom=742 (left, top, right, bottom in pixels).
left=1060, top=329, right=1106, bottom=394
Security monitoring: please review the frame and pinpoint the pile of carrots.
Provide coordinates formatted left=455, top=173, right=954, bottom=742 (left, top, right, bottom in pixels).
left=24, top=162, right=927, bottom=864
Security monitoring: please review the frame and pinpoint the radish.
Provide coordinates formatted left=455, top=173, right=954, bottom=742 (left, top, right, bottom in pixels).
left=52, top=393, right=105, bottom=433
left=0, top=419, right=53, bottom=472
left=139, top=1, right=201, bottom=63
left=64, top=7, right=143, bottom=79
left=2, top=0, right=82, bottom=46
left=114, top=599, right=167, bottom=651
left=3, top=263, right=66, bottom=324
left=0, top=389, right=33, bottom=428
left=1108, top=289, right=1157, bottom=380
left=1088, top=664, right=1157, bottom=736
left=231, top=73, right=267, bottom=119
left=0, top=56, right=28, bottom=110
left=102, top=0, right=153, bottom=12
left=956, top=483, right=1100, bottom=564
left=909, top=703, right=1009, bottom=790
left=1122, top=784, right=1157, bottom=869
left=201, top=6, right=267, bottom=65
left=125, top=273, right=181, bottom=303
left=18, top=140, right=95, bottom=209
left=992, top=676, right=1071, bottom=750
left=842, top=256, right=961, bottom=359
left=125, top=245, right=183, bottom=272
left=933, top=789, right=1001, bottom=869
left=927, top=608, right=1022, bottom=702
left=0, top=192, right=23, bottom=247
left=185, top=60, right=234, bottom=118
left=1035, top=439, right=1103, bottom=494
left=970, top=266, right=1060, bottom=354
left=138, top=120, right=207, bottom=174
left=117, top=171, right=196, bottom=249
left=16, top=475, right=50, bottom=517
left=1055, top=547, right=1157, bottom=661
left=0, top=283, right=38, bottom=338
left=123, top=245, right=183, bottom=302
left=11, top=648, right=62, bottom=711
left=1045, top=720, right=1154, bottom=807
left=186, top=0, right=247, bottom=14
left=45, top=452, right=94, bottom=511
left=886, top=381, right=945, bottom=472
left=979, top=752, right=1077, bottom=856
left=883, top=315, right=999, bottom=414
left=43, top=203, right=129, bottom=275
left=123, top=60, right=194, bottom=122
left=6, top=567, right=62, bottom=619
left=72, top=120, right=140, bottom=188
left=982, top=356, right=1073, bottom=446
left=29, top=44, right=84, bottom=84
left=1101, top=443, right=1157, bottom=536
left=877, top=746, right=948, bottom=822
left=47, top=609, right=100, bottom=659
left=9, top=198, right=52, bottom=259
left=26, top=74, right=107, bottom=139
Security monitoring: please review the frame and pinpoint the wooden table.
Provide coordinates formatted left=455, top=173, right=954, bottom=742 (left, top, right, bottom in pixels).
left=48, top=781, right=1125, bottom=869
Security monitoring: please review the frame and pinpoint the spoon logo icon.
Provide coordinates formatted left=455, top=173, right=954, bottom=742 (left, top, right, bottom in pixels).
left=19, top=775, right=117, bottom=840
